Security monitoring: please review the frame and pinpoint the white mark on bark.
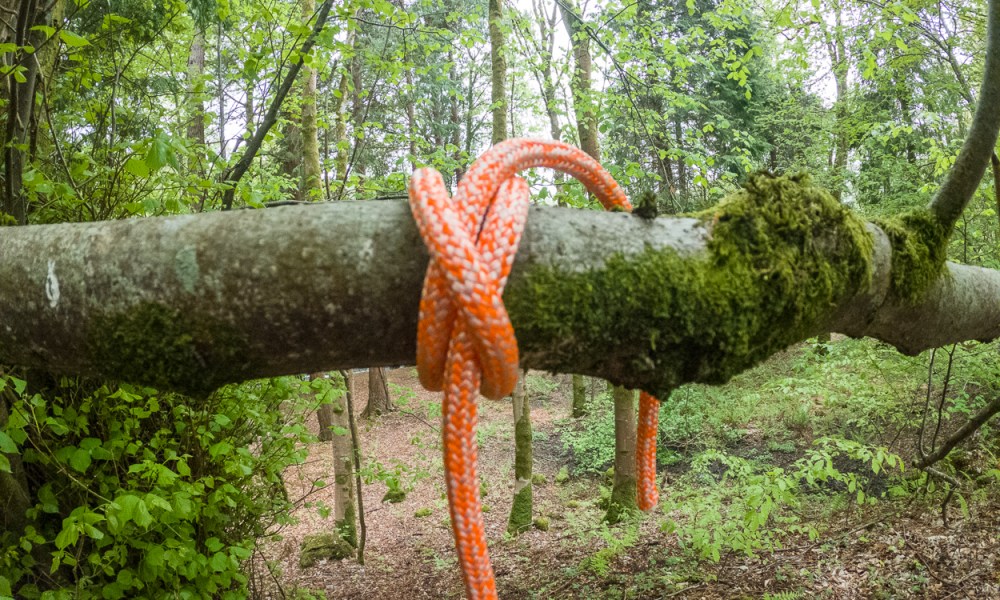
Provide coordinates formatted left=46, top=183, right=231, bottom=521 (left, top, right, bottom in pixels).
left=358, top=239, right=374, bottom=262
left=174, top=246, right=200, bottom=294
left=46, top=260, right=60, bottom=308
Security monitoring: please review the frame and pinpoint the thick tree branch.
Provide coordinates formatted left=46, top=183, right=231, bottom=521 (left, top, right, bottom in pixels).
left=2, top=189, right=1000, bottom=397
left=930, top=0, right=1000, bottom=229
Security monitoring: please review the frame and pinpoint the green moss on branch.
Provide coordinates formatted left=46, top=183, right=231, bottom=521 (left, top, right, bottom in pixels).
left=873, top=210, right=950, bottom=304
left=506, top=174, right=874, bottom=397
left=90, top=303, right=254, bottom=395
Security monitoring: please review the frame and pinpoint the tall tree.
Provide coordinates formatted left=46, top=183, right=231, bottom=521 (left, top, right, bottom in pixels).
left=560, top=0, right=640, bottom=522
left=507, top=372, right=533, bottom=534
left=559, top=0, right=599, bottom=161
left=493, top=0, right=534, bottom=534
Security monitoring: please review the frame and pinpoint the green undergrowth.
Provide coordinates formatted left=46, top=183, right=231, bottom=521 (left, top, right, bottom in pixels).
left=508, top=174, right=874, bottom=398
left=554, top=336, right=1000, bottom=576
left=0, top=375, right=329, bottom=599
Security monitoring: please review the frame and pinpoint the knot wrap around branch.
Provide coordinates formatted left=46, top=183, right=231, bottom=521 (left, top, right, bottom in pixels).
left=408, top=139, right=661, bottom=599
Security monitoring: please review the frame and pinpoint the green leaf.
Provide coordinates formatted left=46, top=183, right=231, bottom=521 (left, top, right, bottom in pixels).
left=30, top=25, right=55, bottom=38
left=205, top=537, right=224, bottom=552
left=38, top=484, right=59, bottom=513
left=69, top=448, right=91, bottom=473
left=59, top=30, right=90, bottom=47
left=144, top=136, right=171, bottom=171
left=125, top=156, right=149, bottom=177
left=133, top=498, right=153, bottom=528
left=0, top=431, right=16, bottom=453
left=210, top=551, right=228, bottom=572
left=54, top=522, right=79, bottom=549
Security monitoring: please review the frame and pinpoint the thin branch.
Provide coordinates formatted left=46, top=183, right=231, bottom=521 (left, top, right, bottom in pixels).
left=930, top=0, right=1000, bottom=229
left=219, top=0, right=336, bottom=210
left=915, top=395, right=1000, bottom=469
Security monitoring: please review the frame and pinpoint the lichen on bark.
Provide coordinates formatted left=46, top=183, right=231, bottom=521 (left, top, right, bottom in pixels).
left=506, top=174, right=874, bottom=397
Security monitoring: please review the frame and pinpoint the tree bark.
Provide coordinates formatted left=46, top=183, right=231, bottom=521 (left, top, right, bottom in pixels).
left=0, top=391, right=31, bottom=535
left=824, top=0, right=851, bottom=202
left=527, top=0, right=566, bottom=202
left=1, top=0, right=58, bottom=225
left=915, top=395, right=1000, bottom=469
left=363, top=367, right=391, bottom=418
left=186, top=29, right=208, bottom=211
left=301, top=0, right=321, bottom=199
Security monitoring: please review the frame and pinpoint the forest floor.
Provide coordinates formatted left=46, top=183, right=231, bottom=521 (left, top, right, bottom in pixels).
left=258, top=345, right=1000, bottom=600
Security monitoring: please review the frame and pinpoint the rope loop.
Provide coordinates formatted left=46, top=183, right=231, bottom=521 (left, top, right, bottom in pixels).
left=408, top=139, right=660, bottom=599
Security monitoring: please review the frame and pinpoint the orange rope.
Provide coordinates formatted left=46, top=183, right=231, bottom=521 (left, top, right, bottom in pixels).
left=408, top=139, right=660, bottom=599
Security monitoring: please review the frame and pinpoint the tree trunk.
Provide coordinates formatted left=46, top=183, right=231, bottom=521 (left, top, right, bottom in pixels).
left=219, top=0, right=336, bottom=210
left=530, top=0, right=565, bottom=202
left=187, top=29, right=208, bottom=211
left=216, top=20, right=226, bottom=160
left=349, top=33, right=366, bottom=196
left=560, top=0, right=599, bottom=161
left=363, top=367, right=391, bottom=419
left=825, top=0, right=850, bottom=202
left=605, top=386, right=638, bottom=524
left=1, top=0, right=56, bottom=225
left=332, top=372, right=357, bottom=548
left=314, top=371, right=334, bottom=443
left=489, top=0, right=507, bottom=145
left=405, top=67, right=417, bottom=167
left=2, top=196, right=999, bottom=396
left=301, top=0, right=321, bottom=199
left=572, top=374, right=587, bottom=417
left=559, top=4, right=638, bottom=519
left=0, top=392, right=31, bottom=535
left=507, top=372, right=532, bottom=534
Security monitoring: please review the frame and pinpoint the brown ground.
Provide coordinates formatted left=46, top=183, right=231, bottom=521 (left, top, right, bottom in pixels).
left=255, top=369, right=1000, bottom=600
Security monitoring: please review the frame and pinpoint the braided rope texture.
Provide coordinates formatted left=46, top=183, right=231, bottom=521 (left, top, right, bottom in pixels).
left=408, top=139, right=660, bottom=599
